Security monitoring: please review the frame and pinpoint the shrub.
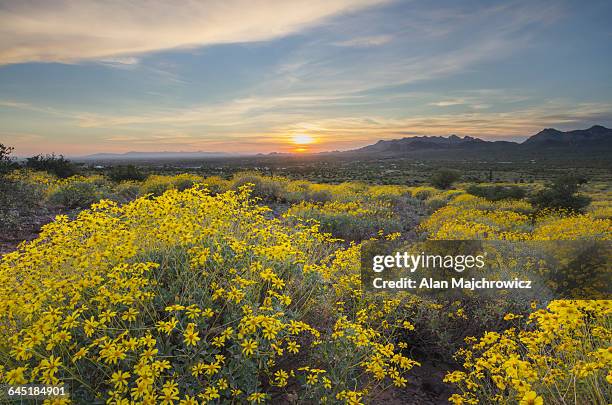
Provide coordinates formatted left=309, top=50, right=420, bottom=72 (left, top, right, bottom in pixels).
left=114, top=181, right=141, bottom=202
left=0, top=144, right=18, bottom=176
left=0, top=178, right=44, bottom=236
left=48, top=180, right=111, bottom=208
left=447, top=301, right=611, bottom=404
left=430, top=169, right=461, bottom=189
left=466, top=184, right=526, bottom=201
left=107, top=165, right=146, bottom=182
left=172, top=173, right=204, bottom=191
left=309, top=188, right=333, bottom=203
left=140, top=175, right=176, bottom=196
left=424, top=198, right=447, bottom=213
left=411, top=187, right=436, bottom=200
left=285, top=200, right=402, bottom=240
left=25, top=154, right=77, bottom=178
left=231, top=173, right=286, bottom=201
left=1, top=188, right=418, bottom=403
left=529, top=175, right=591, bottom=212
left=201, top=176, right=230, bottom=195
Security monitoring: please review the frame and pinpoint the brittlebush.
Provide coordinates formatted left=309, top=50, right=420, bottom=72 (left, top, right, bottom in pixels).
left=0, top=186, right=417, bottom=404
left=429, top=195, right=612, bottom=404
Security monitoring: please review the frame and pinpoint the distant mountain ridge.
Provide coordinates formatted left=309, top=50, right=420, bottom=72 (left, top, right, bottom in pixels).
left=348, top=125, right=612, bottom=156
left=523, top=125, right=611, bottom=145
left=80, top=151, right=232, bottom=160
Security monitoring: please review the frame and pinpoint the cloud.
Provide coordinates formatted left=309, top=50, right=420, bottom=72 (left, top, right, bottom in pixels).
left=0, top=0, right=387, bottom=65
left=429, top=99, right=467, bottom=107
left=333, top=34, right=393, bottom=47
left=97, top=56, right=141, bottom=69
left=287, top=101, right=612, bottom=143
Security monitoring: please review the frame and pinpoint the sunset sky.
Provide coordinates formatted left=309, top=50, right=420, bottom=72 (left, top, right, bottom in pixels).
left=1, top=0, right=611, bottom=156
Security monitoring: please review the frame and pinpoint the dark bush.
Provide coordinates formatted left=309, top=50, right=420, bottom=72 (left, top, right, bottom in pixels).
left=25, top=154, right=77, bottom=178
left=529, top=174, right=591, bottom=212
left=466, top=185, right=526, bottom=201
left=0, top=143, right=18, bottom=175
left=232, top=174, right=284, bottom=201
left=108, top=165, right=146, bottom=182
left=0, top=178, right=45, bottom=236
left=430, top=169, right=461, bottom=189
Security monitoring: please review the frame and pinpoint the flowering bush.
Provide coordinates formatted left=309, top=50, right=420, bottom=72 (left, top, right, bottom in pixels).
left=426, top=190, right=612, bottom=404
left=0, top=186, right=417, bottom=404
left=285, top=200, right=403, bottom=241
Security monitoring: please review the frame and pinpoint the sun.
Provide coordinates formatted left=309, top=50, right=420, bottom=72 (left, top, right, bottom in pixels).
left=292, top=134, right=314, bottom=145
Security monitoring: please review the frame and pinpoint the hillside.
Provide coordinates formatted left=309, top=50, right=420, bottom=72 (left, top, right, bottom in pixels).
left=343, top=125, right=612, bottom=161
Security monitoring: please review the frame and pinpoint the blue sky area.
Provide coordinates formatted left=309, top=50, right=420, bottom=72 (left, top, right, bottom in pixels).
left=1, top=0, right=611, bottom=155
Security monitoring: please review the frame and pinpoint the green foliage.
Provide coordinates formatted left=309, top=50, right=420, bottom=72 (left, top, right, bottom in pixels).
left=466, top=184, right=526, bottom=201
left=231, top=172, right=285, bottom=201
left=25, top=154, right=78, bottom=178
left=114, top=181, right=141, bottom=202
left=285, top=201, right=404, bottom=241
left=107, top=165, right=146, bottom=182
left=530, top=174, right=591, bottom=212
left=0, top=178, right=44, bottom=236
left=430, top=169, right=461, bottom=189
left=48, top=181, right=112, bottom=208
left=425, top=198, right=447, bottom=213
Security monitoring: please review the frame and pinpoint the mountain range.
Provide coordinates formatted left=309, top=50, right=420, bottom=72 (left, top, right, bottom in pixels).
left=78, top=125, right=612, bottom=162
left=80, top=151, right=232, bottom=160
left=343, top=125, right=612, bottom=160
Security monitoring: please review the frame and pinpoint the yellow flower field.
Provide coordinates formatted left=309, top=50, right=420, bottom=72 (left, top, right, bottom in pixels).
left=1, top=172, right=610, bottom=404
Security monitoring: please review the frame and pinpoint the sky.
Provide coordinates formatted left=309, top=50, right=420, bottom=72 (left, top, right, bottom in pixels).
left=1, top=0, right=611, bottom=156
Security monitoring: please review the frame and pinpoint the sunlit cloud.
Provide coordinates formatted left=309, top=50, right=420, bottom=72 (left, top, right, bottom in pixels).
left=0, top=0, right=387, bottom=65
left=429, top=99, right=467, bottom=107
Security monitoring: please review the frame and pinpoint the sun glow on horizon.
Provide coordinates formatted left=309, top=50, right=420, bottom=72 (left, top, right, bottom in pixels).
left=292, top=133, right=315, bottom=145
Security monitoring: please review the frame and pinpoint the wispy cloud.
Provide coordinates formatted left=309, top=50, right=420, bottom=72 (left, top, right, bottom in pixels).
left=333, top=34, right=393, bottom=47
left=429, top=99, right=467, bottom=107
left=0, top=0, right=387, bottom=65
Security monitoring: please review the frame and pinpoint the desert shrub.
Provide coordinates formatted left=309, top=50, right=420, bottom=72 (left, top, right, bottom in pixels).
left=446, top=301, right=611, bottom=405
left=309, top=188, right=333, bottom=203
left=450, top=193, right=533, bottom=214
left=0, top=144, right=18, bottom=175
left=171, top=173, right=204, bottom=191
left=533, top=213, right=611, bottom=240
left=201, top=176, right=230, bottom=194
left=140, top=175, right=176, bottom=196
left=48, top=180, right=112, bottom=208
left=25, top=154, right=78, bottom=178
left=6, top=169, right=58, bottom=192
left=231, top=172, right=286, bottom=201
left=424, top=198, right=447, bottom=213
left=107, top=165, right=146, bottom=182
left=285, top=200, right=401, bottom=240
left=419, top=190, right=611, bottom=405
left=411, top=186, right=437, bottom=200
left=430, top=169, right=461, bottom=190
left=114, top=181, right=141, bottom=202
left=588, top=200, right=612, bottom=219
left=530, top=174, right=591, bottom=212
left=0, top=178, right=44, bottom=236
left=466, top=184, right=526, bottom=201
left=365, top=185, right=413, bottom=207
left=0, top=187, right=418, bottom=404
left=284, top=180, right=313, bottom=202
left=286, top=182, right=336, bottom=203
